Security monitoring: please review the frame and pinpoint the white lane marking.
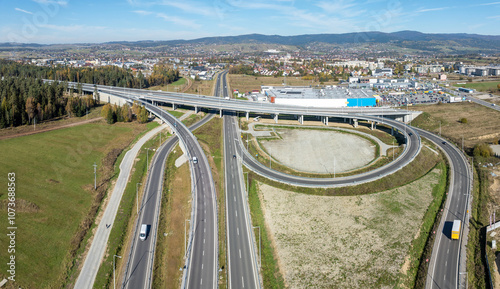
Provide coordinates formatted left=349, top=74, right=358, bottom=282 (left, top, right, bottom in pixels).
left=235, top=210, right=238, bottom=217
left=204, top=228, right=206, bottom=233
left=201, top=279, right=203, bottom=285
left=202, top=263, right=204, bottom=270
left=203, top=250, right=205, bottom=256
left=204, top=238, right=205, bottom=244
left=237, top=228, right=239, bottom=236
left=444, top=274, right=446, bottom=281
left=234, top=196, right=236, bottom=202
left=447, top=248, right=449, bottom=254
left=242, top=276, right=245, bottom=288
left=239, top=249, right=242, bottom=259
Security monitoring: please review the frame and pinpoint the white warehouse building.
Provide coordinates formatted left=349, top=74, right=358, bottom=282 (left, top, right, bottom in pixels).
left=261, top=86, right=379, bottom=108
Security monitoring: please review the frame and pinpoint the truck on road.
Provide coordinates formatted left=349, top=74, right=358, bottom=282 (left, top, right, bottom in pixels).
left=451, top=220, right=461, bottom=240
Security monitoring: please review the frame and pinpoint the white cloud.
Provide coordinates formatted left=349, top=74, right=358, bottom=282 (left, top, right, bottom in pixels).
left=479, top=1, right=500, bottom=5
left=156, top=13, right=201, bottom=29
left=133, top=10, right=153, bottom=16
left=15, top=8, right=33, bottom=14
left=317, top=0, right=356, bottom=13
left=158, top=1, right=213, bottom=16
left=39, top=24, right=107, bottom=32
left=33, top=0, right=68, bottom=6
left=487, top=15, right=500, bottom=19
left=415, top=7, right=449, bottom=13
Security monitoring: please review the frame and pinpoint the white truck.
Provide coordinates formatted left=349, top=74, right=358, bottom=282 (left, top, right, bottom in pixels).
left=139, top=224, right=149, bottom=241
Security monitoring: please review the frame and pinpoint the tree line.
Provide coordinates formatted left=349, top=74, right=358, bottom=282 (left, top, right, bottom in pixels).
left=0, top=77, right=98, bottom=128
left=100, top=102, right=149, bottom=124
left=0, top=59, right=180, bottom=89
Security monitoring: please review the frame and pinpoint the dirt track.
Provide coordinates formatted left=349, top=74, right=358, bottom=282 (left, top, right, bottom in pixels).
left=0, top=117, right=103, bottom=141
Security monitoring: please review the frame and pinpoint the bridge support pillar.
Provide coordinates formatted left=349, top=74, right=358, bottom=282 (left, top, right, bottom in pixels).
left=370, top=121, right=374, bottom=130
left=391, top=127, right=394, bottom=135
left=353, top=118, right=358, bottom=128
left=219, top=109, right=223, bottom=118
left=195, top=106, right=199, bottom=114
left=246, top=111, right=249, bottom=121
left=274, top=114, right=279, bottom=123
left=299, top=115, right=304, bottom=125
left=172, top=103, right=177, bottom=110
left=322, top=116, right=329, bottom=126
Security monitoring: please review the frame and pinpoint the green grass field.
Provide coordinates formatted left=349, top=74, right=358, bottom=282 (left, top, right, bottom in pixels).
left=455, top=81, right=500, bottom=93
left=0, top=123, right=144, bottom=288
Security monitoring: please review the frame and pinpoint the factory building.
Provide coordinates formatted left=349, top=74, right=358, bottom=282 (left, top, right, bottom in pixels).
left=261, top=86, right=379, bottom=108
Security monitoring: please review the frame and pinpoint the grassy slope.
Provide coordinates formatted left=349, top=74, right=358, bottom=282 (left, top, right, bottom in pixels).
left=409, top=102, right=500, bottom=149
left=0, top=122, right=145, bottom=288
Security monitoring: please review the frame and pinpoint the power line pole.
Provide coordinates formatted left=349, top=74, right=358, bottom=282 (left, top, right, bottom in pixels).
left=93, top=162, right=97, bottom=190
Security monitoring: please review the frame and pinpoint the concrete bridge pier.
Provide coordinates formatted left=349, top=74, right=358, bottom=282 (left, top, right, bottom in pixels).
left=274, top=114, right=279, bottom=123
left=195, top=106, right=199, bottom=114
left=298, top=115, right=304, bottom=125
left=322, top=116, right=329, bottom=126
left=219, top=109, right=223, bottom=118
left=246, top=111, right=249, bottom=121
left=172, top=103, right=177, bottom=110
left=353, top=118, right=358, bottom=128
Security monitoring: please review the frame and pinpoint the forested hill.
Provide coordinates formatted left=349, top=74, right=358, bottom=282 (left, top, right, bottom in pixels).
left=103, top=31, right=500, bottom=54
left=0, top=60, right=180, bottom=89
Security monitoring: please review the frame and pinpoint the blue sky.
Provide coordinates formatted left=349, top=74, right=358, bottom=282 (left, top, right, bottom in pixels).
left=1, top=0, right=499, bottom=44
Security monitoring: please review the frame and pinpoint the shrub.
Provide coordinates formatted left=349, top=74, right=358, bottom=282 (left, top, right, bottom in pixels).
left=459, top=118, right=468, bottom=124
left=473, top=143, right=493, bottom=158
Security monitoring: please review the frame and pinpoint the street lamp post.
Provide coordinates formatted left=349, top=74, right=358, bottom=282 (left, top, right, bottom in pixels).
left=253, top=226, right=261, bottom=268
left=185, top=219, right=190, bottom=258
left=136, top=183, right=142, bottom=214
left=146, top=148, right=152, bottom=171
left=113, top=255, right=122, bottom=289
left=93, top=162, right=97, bottom=190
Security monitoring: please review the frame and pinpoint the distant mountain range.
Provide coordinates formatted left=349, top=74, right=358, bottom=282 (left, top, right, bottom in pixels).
left=2, top=31, right=500, bottom=54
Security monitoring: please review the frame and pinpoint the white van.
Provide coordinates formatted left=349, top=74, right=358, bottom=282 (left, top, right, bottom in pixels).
left=192, top=157, right=198, bottom=164
left=139, top=224, right=148, bottom=241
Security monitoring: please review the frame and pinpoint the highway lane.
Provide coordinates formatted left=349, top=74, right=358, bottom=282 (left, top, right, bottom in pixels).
left=121, top=112, right=215, bottom=289
left=464, top=95, right=500, bottom=112
left=417, top=128, right=471, bottom=289
left=122, top=127, right=174, bottom=289
left=141, top=103, right=218, bottom=289
left=97, top=87, right=218, bottom=289
left=219, top=70, right=260, bottom=289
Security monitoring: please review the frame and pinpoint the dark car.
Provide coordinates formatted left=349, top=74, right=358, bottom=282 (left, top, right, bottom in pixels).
left=233, top=154, right=236, bottom=159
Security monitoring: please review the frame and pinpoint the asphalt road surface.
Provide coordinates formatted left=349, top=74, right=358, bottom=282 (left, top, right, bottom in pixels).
left=121, top=111, right=215, bottom=289
left=417, top=128, right=471, bottom=289
left=220, top=70, right=260, bottom=289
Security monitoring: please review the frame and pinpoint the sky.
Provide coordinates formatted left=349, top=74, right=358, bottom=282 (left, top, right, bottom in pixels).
left=1, top=0, right=500, bottom=44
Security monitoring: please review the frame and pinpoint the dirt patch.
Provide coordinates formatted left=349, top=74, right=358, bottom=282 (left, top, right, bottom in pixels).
left=0, top=198, right=40, bottom=213
left=0, top=117, right=103, bottom=141
left=258, top=168, right=441, bottom=288
left=260, top=129, right=376, bottom=173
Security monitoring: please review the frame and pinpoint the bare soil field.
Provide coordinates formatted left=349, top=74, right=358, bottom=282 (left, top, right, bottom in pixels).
left=410, top=102, right=500, bottom=149
left=228, top=74, right=338, bottom=95
left=260, top=129, right=375, bottom=173
left=258, top=168, right=441, bottom=288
